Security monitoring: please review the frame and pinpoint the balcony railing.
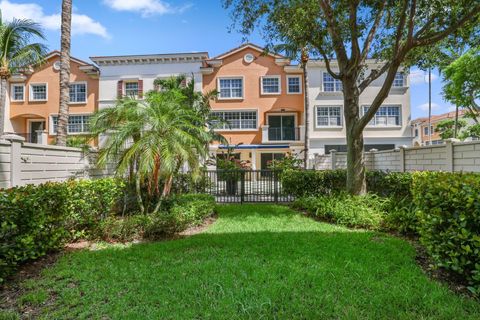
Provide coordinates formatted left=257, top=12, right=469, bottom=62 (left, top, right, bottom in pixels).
left=261, top=126, right=304, bottom=143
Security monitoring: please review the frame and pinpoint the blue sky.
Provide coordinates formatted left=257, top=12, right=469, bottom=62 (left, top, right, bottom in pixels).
left=0, top=0, right=454, bottom=119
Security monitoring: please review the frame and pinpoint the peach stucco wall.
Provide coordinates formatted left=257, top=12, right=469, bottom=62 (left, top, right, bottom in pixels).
left=9, top=55, right=98, bottom=141
left=203, top=47, right=304, bottom=145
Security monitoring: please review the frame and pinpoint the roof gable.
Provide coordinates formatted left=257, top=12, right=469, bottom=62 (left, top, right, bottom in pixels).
left=213, top=43, right=285, bottom=60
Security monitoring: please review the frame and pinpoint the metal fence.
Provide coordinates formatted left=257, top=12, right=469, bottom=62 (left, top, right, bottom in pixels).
left=203, top=169, right=294, bottom=203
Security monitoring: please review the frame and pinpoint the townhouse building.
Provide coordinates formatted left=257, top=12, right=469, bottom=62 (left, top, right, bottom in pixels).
left=5, top=51, right=99, bottom=144
left=411, top=109, right=470, bottom=146
left=306, top=60, right=412, bottom=158
left=202, top=43, right=305, bottom=170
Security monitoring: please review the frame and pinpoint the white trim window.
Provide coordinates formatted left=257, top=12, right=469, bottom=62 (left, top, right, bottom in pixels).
left=393, top=72, right=405, bottom=87
left=323, top=72, right=342, bottom=92
left=218, top=78, right=243, bottom=99
left=51, top=114, right=91, bottom=134
left=30, top=83, right=47, bottom=101
left=363, top=105, right=401, bottom=127
left=287, top=76, right=302, bottom=94
left=124, top=81, right=139, bottom=97
left=261, top=76, right=281, bottom=94
left=211, top=110, right=257, bottom=130
left=11, top=84, right=25, bottom=101
left=316, top=106, right=342, bottom=127
left=69, top=82, right=87, bottom=103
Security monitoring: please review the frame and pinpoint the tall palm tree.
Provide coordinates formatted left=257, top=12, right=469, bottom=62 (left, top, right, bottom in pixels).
left=0, top=13, right=47, bottom=134
left=56, top=0, right=72, bottom=146
left=271, top=43, right=311, bottom=168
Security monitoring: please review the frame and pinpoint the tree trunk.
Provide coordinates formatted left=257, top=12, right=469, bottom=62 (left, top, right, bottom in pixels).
left=56, top=0, right=72, bottom=146
left=301, top=49, right=310, bottom=169
left=135, top=170, right=145, bottom=214
left=0, top=77, right=7, bottom=135
left=344, top=82, right=366, bottom=195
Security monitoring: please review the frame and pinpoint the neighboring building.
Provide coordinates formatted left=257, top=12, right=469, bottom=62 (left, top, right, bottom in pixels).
left=90, top=52, right=208, bottom=111
left=6, top=51, right=99, bottom=144
left=306, top=60, right=412, bottom=157
left=411, top=109, right=469, bottom=146
left=201, top=43, right=305, bottom=170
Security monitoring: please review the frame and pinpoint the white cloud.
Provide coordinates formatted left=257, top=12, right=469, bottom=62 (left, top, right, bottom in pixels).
left=417, top=102, right=441, bottom=112
left=0, top=0, right=109, bottom=38
left=103, top=0, right=191, bottom=17
left=409, top=69, right=438, bottom=84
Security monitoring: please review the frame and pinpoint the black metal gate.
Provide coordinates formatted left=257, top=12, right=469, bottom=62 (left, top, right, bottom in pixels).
left=203, top=170, right=293, bottom=203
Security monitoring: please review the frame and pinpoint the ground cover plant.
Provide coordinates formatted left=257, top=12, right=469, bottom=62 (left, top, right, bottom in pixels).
left=2, top=204, right=479, bottom=319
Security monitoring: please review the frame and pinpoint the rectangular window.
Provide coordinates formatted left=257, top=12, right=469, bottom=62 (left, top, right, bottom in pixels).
left=69, top=83, right=87, bottom=103
left=218, top=78, right=243, bottom=99
left=11, top=84, right=24, bottom=101
left=415, top=128, right=419, bottom=137
left=316, top=106, right=342, bottom=127
left=125, top=81, right=139, bottom=97
left=323, top=72, right=342, bottom=92
left=363, top=105, right=401, bottom=127
left=424, top=126, right=429, bottom=135
left=52, top=115, right=91, bottom=134
left=210, top=111, right=257, bottom=130
left=30, top=84, right=47, bottom=101
left=287, top=76, right=302, bottom=94
left=393, top=72, right=404, bottom=87
left=261, top=76, right=281, bottom=94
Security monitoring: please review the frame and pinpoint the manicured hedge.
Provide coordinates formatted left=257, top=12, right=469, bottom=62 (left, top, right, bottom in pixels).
left=282, top=169, right=413, bottom=199
left=413, top=172, right=480, bottom=294
left=0, top=178, right=125, bottom=283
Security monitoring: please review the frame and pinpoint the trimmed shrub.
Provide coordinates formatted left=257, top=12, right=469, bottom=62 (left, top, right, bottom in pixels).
left=0, top=178, right=125, bottom=283
left=144, top=194, right=215, bottom=239
left=293, top=193, right=387, bottom=230
left=97, top=215, right=150, bottom=242
left=413, top=172, right=480, bottom=295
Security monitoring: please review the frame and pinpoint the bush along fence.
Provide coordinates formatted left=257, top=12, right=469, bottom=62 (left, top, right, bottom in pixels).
left=313, top=139, right=480, bottom=173
left=0, top=177, right=216, bottom=284
left=284, top=169, right=480, bottom=295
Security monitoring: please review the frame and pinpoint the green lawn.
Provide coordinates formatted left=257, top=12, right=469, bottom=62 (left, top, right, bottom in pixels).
left=5, top=204, right=480, bottom=319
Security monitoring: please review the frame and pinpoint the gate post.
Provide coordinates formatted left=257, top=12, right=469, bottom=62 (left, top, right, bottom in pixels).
left=240, top=170, right=245, bottom=204
left=274, top=170, right=279, bottom=203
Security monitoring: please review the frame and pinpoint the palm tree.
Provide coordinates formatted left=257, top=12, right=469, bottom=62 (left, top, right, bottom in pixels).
left=90, top=76, right=221, bottom=214
left=56, top=0, right=72, bottom=146
left=0, top=13, right=47, bottom=134
left=271, top=43, right=311, bottom=168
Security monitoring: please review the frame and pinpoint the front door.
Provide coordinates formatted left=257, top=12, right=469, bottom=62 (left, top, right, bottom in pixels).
left=268, top=115, right=295, bottom=141
left=29, top=121, right=45, bottom=143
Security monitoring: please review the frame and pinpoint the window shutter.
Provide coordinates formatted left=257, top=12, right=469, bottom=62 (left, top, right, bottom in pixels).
left=117, top=80, right=123, bottom=99
left=138, top=79, right=143, bottom=98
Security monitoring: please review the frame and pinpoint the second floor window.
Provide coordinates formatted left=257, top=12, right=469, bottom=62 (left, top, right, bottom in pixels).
left=261, top=76, right=281, bottom=94
left=287, top=76, right=302, bottom=94
left=316, top=106, right=342, bottom=127
left=69, top=83, right=87, bottom=103
left=210, top=111, right=257, bottom=130
left=30, top=84, right=47, bottom=101
left=363, top=105, right=401, bottom=127
left=393, top=72, right=404, bottom=87
left=323, top=73, right=342, bottom=92
left=219, top=78, right=243, bottom=99
left=125, top=81, right=139, bottom=97
left=11, top=84, right=24, bottom=101
left=52, top=114, right=91, bottom=134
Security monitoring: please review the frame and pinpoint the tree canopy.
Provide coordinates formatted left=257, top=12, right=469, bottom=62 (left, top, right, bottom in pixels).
left=223, top=0, right=480, bottom=194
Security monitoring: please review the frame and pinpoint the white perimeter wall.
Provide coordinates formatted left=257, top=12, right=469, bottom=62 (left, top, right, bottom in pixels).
left=313, top=139, right=480, bottom=173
